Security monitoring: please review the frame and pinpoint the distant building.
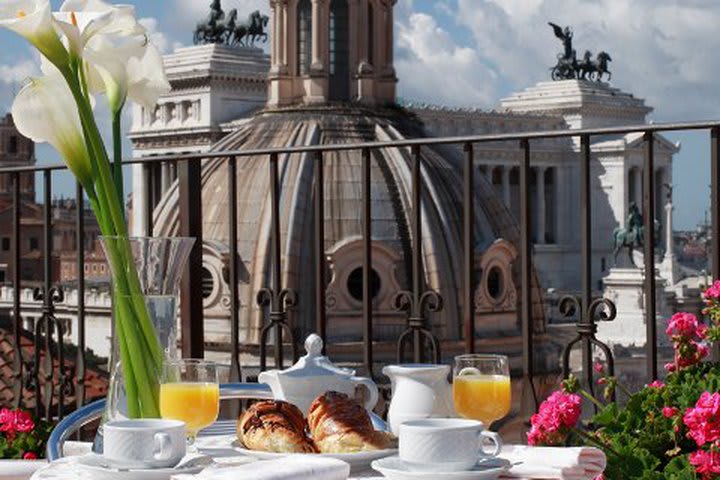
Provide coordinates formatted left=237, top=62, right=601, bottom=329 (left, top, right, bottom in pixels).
left=0, top=114, right=102, bottom=285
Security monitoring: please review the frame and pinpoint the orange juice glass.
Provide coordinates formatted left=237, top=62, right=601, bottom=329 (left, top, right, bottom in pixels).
left=161, top=359, right=219, bottom=448
left=453, top=355, right=511, bottom=428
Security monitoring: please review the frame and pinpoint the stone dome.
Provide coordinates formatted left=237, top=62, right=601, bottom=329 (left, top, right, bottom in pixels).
left=154, top=105, right=546, bottom=350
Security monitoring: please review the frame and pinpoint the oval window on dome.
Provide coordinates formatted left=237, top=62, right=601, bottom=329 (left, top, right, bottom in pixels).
left=346, top=267, right=381, bottom=302
left=487, top=266, right=504, bottom=301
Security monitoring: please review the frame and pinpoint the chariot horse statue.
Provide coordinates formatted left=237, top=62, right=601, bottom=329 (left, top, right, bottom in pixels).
left=548, top=22, right=612, bottom=82
left=193, top=1, right=268, bottom=47
left=231, top=10, right=270, bottom=47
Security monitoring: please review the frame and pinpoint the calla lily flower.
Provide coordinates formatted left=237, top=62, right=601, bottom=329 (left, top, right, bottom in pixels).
left=11, top=74, right=94, bottom=194
left=55, top=1, right=144, bottom=58
left=0, top=0, right=69, bottom=68
left=54, top=0, right=168, bottom=112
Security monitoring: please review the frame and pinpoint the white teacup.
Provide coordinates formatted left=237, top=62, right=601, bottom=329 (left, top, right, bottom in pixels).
left=399, top=418, right=502, bottom=472
left=103, top=419, right=186, bottom=469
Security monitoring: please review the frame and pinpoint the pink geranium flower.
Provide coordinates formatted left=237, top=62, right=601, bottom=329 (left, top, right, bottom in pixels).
left=666, top=312, right=701, bottom=338
left=648, top=380, right=666, bottom=388
left=689, top=449, right=720, bottom=479
left=683, top=392, right=720, bottom=447
left=703, top=280, right=720, bottom=303
left=663, top=406, right=679, bottom=419
left=527, top=390, right=582, bottom=446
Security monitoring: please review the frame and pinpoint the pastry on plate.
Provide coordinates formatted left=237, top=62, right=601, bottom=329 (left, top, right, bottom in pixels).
left=307, top=391, right=395, bottom=453
left=237, top=400, right=317, bottom=453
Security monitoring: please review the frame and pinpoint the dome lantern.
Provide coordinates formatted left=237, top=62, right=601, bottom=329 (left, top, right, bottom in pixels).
left=268, top=0, right=397, bottom=107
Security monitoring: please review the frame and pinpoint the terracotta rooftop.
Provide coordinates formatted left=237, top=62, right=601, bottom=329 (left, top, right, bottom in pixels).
left=0, top=326, right=108, bottom=414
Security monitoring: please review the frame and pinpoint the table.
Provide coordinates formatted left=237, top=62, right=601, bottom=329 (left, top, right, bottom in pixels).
left=28, top=441, right=387, bottom=480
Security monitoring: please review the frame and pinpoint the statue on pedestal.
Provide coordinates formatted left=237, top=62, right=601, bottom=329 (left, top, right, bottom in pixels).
left=612, top=202, right=661, bottom=267
left=548, top=22, right=612, bottom=82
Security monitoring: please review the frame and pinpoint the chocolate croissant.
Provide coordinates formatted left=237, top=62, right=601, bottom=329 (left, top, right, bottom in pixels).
left=237, top=400, right=317, bottom=453
left=307, top=391, right=394, bottom=453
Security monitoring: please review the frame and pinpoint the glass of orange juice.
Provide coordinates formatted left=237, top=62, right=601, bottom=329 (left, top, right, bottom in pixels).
left=160, top=359, right=220, bottom=449
left=453, top=354, right=511, bottom=429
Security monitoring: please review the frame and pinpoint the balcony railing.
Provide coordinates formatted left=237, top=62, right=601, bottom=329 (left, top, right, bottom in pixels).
left=2, top=120, right=720, bottom=422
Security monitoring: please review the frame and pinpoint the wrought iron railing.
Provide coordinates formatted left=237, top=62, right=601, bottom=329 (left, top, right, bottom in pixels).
left=2, top=120, right=720, bottom=421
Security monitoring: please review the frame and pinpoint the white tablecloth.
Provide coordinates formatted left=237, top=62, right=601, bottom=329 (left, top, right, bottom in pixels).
left=28, top=442, right=385, bottom=480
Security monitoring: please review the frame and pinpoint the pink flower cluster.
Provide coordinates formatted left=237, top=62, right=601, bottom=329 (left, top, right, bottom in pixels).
left=683, top=392, right=720, bottom=447
left=0, top=408, right=34, bottom=441
left=690, top=450, right=720, bottom=479
left=664, top=312, right=709, bottom=372
left=703, top=280, right=720, bottom=304
left=683, top=392, right=720, bottom=479
left=527, top=391, right=583, bottom=446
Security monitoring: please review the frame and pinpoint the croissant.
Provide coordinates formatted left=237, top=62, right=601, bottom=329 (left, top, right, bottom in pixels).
left=307, top=391, right=394, bottom=453
left=237, top=400, right=317, bottom=453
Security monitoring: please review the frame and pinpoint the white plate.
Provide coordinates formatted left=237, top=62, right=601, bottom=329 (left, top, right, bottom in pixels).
left=73, top=453, right=210, bottom=480
left=371, top=456, right=511, bottom=480
left=232, top=439, right=397, bottom=471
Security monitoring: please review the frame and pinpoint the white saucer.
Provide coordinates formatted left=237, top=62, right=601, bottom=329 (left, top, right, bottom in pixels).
left=74, top=453, right=211, bottom=480
left=371, top=456, right=511, bottom=480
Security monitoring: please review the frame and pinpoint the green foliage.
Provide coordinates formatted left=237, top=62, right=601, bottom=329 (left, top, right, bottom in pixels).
left=579, top=363, right=720, bottom=479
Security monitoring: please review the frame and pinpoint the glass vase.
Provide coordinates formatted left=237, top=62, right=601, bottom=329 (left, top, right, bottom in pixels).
left=95, top=236, right=195, bottom=451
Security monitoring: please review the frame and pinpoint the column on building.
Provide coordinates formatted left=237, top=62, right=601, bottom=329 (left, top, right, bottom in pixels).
left=633, top=167, right=642, bottom=206
left=383, top=0, right=394, bottom=75
left=310, top=0, right=324, bottom=72
left=270, top=1, right=279, bottom=69
left=537, top=166, right=546, bottom=244
left=501, top=166, right=510, bottom=209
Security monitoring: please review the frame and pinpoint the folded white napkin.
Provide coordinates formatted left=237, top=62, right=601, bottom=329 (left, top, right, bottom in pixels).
left=500, top=445, right=606, bottom=480
left=172, top=456, right=351, bottom=480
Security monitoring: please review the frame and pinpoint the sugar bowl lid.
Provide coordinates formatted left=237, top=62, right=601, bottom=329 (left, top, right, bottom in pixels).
left=279, top=333, right=355, bottom=378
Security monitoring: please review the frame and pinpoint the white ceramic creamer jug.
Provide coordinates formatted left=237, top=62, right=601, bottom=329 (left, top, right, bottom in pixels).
left=382, top=364, right=454, bottom=436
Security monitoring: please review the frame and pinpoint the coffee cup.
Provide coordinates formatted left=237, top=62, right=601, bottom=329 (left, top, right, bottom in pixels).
left=399, top=418, right=502, bottom=472
left=103, top=419, right=186, bottom=469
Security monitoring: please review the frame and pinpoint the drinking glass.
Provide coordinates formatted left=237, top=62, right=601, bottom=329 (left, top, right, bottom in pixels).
left=160, top=359, right=220, bottom=449
left=453, top=354, right=511, bottom=428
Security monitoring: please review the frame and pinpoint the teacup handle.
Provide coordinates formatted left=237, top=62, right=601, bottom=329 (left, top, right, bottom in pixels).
left=351, top=376, right=379, bottom=411
left=153, top=432, right=173, bottom=462
left=477, top=430, right=503, bottom=458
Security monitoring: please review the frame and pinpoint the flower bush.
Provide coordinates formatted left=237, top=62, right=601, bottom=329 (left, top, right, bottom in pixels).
left=529, top=280, right=720, bottom=479
left=0, top=408, right=51, bottom=460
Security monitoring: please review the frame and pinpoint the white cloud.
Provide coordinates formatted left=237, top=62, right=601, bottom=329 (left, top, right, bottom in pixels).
left=452, top=0, right=720, bottom=120
left=395, top=12, right=497, bottom=107
left=0, top=59, right=38, bottom=85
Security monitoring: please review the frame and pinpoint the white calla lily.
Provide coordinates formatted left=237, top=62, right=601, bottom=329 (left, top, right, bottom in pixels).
left=11, top=74, right=94, bottom=193
left=0, top=0, right=68, bottom=68
left=55, top=1, right=144, bottom=58
left=126, top=44, right=170, bottom=109
left=53, top=0, right=168, bottom=113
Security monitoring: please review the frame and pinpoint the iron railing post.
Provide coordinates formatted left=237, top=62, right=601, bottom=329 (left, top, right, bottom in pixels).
left=11, top=172, right=22, bottom=409
left=178, top=158, right=204, bottom=358
left=643, top=132, right=658, bottom=381
left=228, top=157, right=241, bottom=382
left=362, top=148, right=374, bottom=376
left=75, top=183, right=86, bottom=409
left=314, top=151, right=326, bottom=349
left=463, top=143, right=475, bottom=354
left=711, top=127, right=720, bottom=361
left=520, top=139, right=537, bottom=407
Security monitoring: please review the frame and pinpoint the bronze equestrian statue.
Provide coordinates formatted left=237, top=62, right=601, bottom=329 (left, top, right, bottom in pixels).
left=613, top=202, right=661, bottom=267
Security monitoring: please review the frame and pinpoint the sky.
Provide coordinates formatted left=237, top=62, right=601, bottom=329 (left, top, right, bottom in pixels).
left=0, top=0, right=717, bottom=230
